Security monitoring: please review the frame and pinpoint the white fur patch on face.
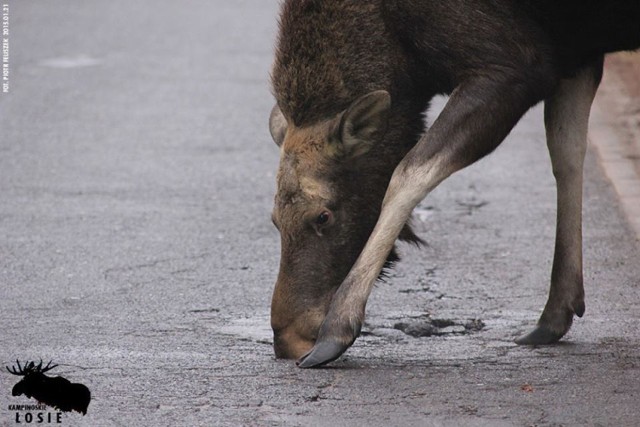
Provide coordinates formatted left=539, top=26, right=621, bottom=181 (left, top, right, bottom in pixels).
left=277, top=123, right=335, bottom=205
left=299, top=175, right=332, bottom=201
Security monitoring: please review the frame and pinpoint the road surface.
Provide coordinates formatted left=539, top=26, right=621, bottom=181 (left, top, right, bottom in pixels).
left=1, top=1, right=639, bottom=426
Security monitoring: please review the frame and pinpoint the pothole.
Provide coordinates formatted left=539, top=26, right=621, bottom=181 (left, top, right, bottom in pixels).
left=392, top=317, right=485, bottom=338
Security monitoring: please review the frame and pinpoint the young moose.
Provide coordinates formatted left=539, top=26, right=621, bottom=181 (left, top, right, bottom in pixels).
left=268, top=0, right=640, bottom=367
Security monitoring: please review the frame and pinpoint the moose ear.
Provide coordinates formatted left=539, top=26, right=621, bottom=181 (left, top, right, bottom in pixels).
left=269, top=105, right=288, bottom=147
left=334, top=90, right=391, bottom=158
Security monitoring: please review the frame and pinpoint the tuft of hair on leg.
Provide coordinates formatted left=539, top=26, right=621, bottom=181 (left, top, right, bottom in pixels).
left=399, top=221, right=425, bottom=247
left=377, top=246, right=400, bottom=282
left=377, top=222, right=425, bottom=282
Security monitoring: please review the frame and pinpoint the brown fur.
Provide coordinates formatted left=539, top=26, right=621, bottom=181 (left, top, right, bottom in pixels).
left=269, top=0, right=640, bottom=361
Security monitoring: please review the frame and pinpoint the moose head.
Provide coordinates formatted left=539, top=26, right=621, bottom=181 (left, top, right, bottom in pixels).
left=7, top=359, right=58, bottom=398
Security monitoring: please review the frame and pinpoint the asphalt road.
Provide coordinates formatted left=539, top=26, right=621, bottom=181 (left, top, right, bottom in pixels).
left=1, top=1, right=639, bottom=426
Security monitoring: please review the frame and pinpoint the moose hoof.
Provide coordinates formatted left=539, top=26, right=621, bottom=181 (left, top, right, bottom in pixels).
left=515, top=324, right=567, bottom=345
left=516, top=303, right=581, bottom=345
left=296, top=340, right=349, bottom=368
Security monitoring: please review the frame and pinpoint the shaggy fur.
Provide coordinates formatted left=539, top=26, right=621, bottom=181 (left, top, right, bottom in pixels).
left=269, top=0, right=640, bottom=360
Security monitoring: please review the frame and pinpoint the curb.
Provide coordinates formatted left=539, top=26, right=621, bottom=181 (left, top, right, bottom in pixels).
left=589, top=53, right=640, bottom=240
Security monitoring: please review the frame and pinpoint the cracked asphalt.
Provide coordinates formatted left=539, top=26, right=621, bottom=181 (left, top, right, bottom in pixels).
left=1, top=1, right=639, bottom=426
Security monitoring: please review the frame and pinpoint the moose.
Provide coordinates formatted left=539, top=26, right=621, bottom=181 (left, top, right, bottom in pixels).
left=267, top=0, right=640, bottom=367
left=7, top=360, right=91, bottom=414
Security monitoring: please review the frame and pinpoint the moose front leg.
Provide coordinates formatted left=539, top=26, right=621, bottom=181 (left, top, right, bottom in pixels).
left=298, top=72, right=552, bottom=368
left=516, top=58, right=603, bottom=345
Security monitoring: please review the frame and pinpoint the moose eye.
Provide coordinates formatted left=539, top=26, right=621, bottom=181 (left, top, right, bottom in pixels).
left=315, top=211, right=332, bottom=226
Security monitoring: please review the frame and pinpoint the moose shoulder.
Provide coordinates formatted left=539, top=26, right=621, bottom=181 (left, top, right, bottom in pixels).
left=268, top=0, right=640, bottom=367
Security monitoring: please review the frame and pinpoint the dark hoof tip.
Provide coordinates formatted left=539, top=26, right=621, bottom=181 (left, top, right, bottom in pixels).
left=296, top=341, right=348, bottom=368
left=574, top=301, right=586, bottom=318
left=515, top=324, right=565, bottom=346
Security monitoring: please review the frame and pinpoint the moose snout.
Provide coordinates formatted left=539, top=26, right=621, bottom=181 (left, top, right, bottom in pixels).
left=271, top=301, right=327, bottom=359
left=273, top=327, right=316, bottom=360
left=271, top=269, right=336, bottom=359
left=11, top=383, right=23, bottom=396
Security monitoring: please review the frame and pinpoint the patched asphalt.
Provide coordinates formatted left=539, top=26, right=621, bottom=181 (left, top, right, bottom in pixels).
left=1, top=2, right=639, bottom=426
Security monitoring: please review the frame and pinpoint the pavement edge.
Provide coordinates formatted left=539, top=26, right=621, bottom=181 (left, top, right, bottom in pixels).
left=589, top=53, right=640, bottom=240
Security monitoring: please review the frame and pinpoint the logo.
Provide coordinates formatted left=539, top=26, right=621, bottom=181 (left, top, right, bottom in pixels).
left=6, top=360, right=91, bottom=420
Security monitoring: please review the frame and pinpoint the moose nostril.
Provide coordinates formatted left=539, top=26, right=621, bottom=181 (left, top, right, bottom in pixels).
left=272, top=332, right=287, bottom=359
left=272, top=329, right=290, bottom=358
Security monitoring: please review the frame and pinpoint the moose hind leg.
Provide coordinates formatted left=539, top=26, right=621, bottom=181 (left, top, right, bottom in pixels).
left=516, top=58, right=603, bottom=345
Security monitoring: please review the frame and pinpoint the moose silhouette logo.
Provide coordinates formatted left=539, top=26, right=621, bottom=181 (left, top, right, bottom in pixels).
left=6, top=360, right=91, bottom=415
